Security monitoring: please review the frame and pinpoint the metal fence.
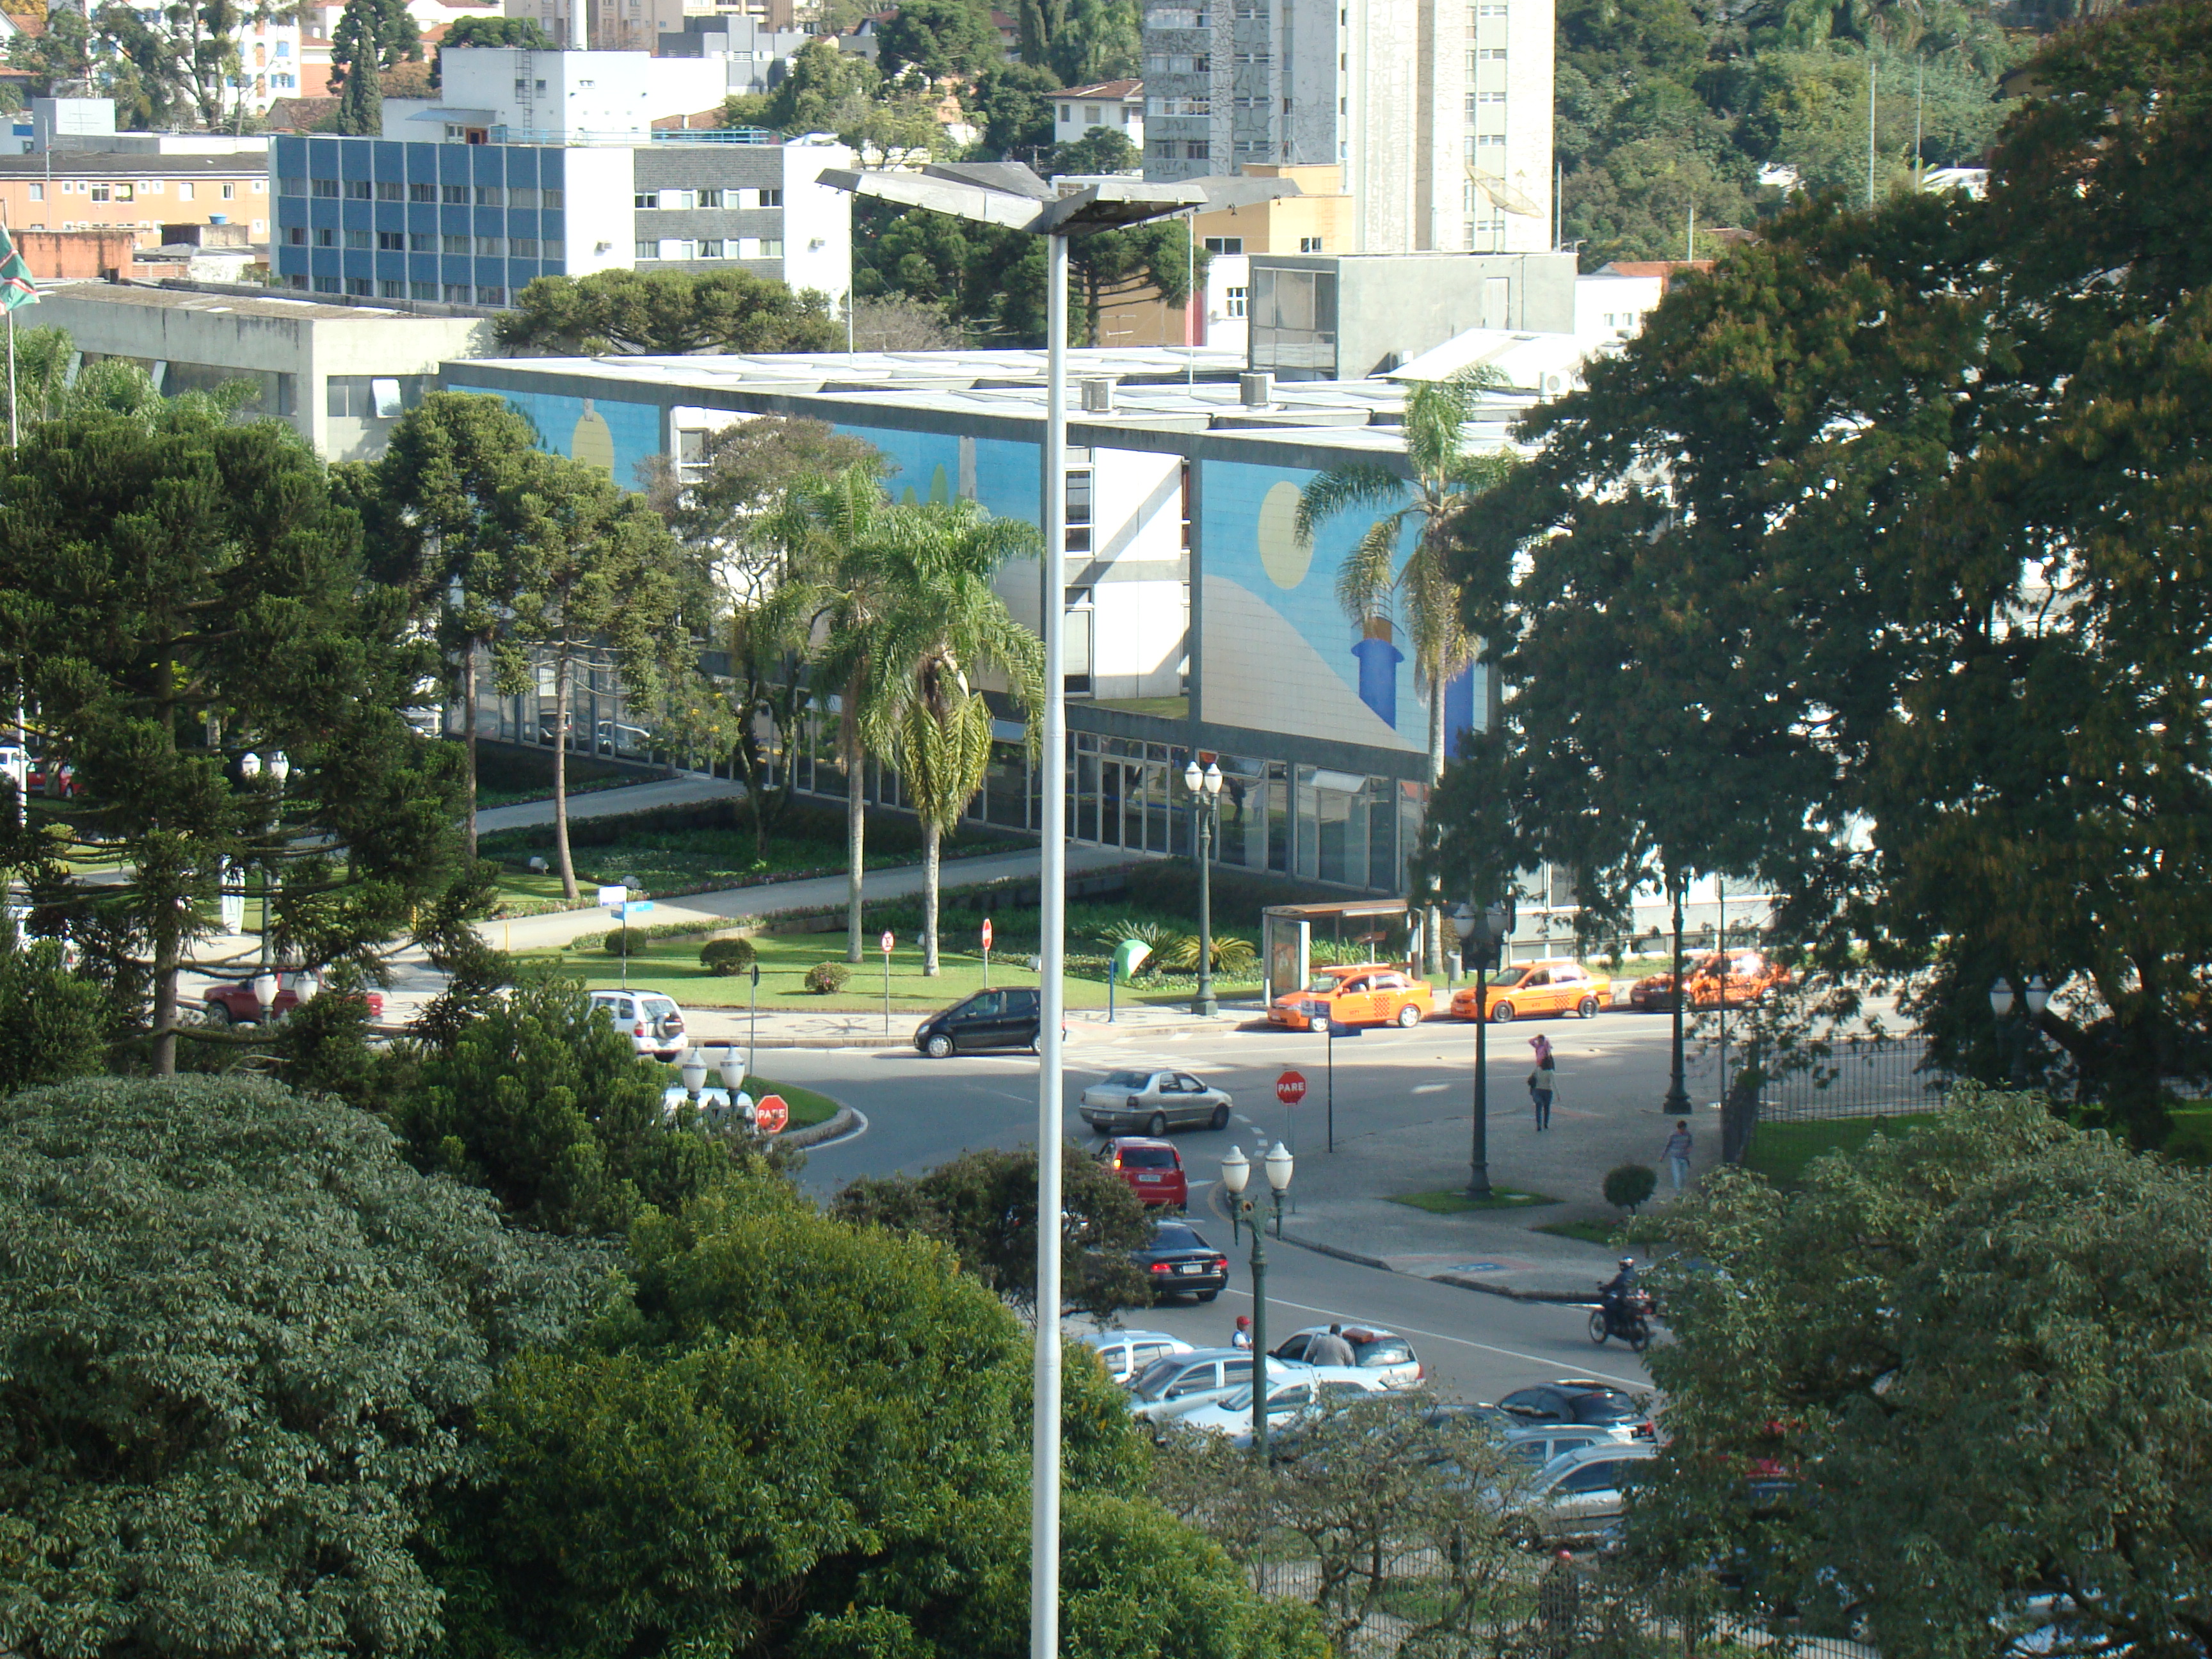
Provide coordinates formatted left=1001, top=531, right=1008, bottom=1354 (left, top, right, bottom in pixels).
left=1751, top=1036, right=1951, bottom=1123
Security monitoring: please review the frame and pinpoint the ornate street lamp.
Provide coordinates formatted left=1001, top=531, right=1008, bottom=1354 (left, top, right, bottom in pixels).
left=1183, top=757, right=1224, bottom=1016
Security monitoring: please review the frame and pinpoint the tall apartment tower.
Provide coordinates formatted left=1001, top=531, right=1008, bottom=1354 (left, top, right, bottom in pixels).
left=1142, top=0, right=1552, bottom=255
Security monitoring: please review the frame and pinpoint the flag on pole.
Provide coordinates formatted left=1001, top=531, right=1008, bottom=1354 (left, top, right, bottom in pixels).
left=0, top=227, right=37, bottom=311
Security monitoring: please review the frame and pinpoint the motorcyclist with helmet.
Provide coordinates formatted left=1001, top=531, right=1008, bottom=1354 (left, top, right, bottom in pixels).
left=1599, top=1256, right=1640, bottom=1336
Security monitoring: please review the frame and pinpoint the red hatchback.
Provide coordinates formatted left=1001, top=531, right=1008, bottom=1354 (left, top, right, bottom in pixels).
left=203, top=979, right=385, bottom=1026
left=1102, top=1137, right=1189, bottom=1210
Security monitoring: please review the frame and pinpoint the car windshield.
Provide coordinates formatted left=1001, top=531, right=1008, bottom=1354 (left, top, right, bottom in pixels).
left=1127, top=1358, right=1182, bottom=1399
left=1304, top=975, right=1343, bottom=994
left=1100, top=1070, right=1155, bottom=1089
left=1151, top=1223, right=1208, bottom=1251
left=1567, top=1388, right=1642, bottom=1422
left=1355, top=1340, right=1415, bottom=1366
left=639, top=997, right=678, bottom=1018
left=1118, top=1146, right=1177, bottom=1169
left=1487, top=967, right=1530, bottom=989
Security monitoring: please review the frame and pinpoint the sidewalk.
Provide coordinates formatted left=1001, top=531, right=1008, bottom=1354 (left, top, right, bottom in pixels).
left=480, top=843, right=1132, bottom=952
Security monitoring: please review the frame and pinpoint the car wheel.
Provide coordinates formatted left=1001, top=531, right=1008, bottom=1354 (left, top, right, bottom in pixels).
left=1490, top=1001, right=1516, bottom=1023
left=1587, top=1310, right=1610, bottom=1346
left=1395, top=1002, right=1423, bottom=1028
left=202, top=1000, right=232, bottom=1027
left=1146, top=1111, right=1168, bottom=1137
left=1208, top=1102, right=1230, bottom=1131
left=925, top=1033, right=954, bottom=1059
left=1577, top=996, right=1601, bottom=1018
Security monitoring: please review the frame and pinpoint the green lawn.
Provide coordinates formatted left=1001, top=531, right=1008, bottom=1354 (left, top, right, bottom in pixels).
left=469, top=744, right=640, bottom=810
left=741, top=1075, right=840, bottom=1130
left=1388, top=1187, right=1560, bottom=1214
left=1745, top=1114, right=1942, bottom=1187
left=523, top=929, right=1242, bottom=1013
left=1536, top=1218, right=1626, bottom=1247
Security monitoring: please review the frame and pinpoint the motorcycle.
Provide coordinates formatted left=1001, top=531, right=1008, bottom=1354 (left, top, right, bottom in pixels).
left=1588, top=1286, right=1655, bottom=1353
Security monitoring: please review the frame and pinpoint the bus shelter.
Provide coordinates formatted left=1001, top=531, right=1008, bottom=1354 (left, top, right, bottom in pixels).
left=1261, top=900, right=1423, bottom=1006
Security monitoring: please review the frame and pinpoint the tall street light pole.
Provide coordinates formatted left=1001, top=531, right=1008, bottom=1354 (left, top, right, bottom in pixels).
left=1185, top=757, right=1222, bottom=1016
left=1452, top=897, right=1513, bottom=1199
left=1662, top=872, right=1692, bottom=1116
left=815, top=161, right=1203, bottom=1659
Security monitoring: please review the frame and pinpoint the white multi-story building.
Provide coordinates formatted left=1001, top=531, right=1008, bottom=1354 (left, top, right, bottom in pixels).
left=272, top=53, right=850, bottom=307
left=91, top=3, right=309, bottom=116
left=507, top=0, right=797, bottom=52
left=1142, top=0, right=1553, bottom=255
left=1053, top=81, right=1144, bottom=154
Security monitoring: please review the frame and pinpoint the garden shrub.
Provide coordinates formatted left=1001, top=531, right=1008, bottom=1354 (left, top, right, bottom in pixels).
left=1604, top=1162, right=1658, bottom=1213
left=699, top=936, right=758, bottom=976
left=604, top=928, right=647, bottom=956
left=805, top=961, right=849, bottom=994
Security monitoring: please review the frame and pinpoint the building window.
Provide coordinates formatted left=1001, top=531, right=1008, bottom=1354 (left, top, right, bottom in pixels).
left=26, top=184, right=41, bottom=202
left=412, top=280, right=438, bottom=300
left=1064, top=469, right=1092, bottom=553
left=443, top=234, right=470, bottom=253
left=312, top=178, right=339, bottom=197
left=509, top=236, right=539, bottom=257
left=476, top=285, right=505, bottom=305
left=543, top=189, right=564, bottom=208
left=177, top=182, right=193, bottom=201
left=635, top=239, right=657, bottom=259
left=695, top=237, right=724, bottom=258
left=510, top=186, right=539, bottom=207
left=345, top=179, right=371, bottom=199
left=758, top=238, right=781, bottom=257
left=225, top=183, right=239, bottom=198
left=694, top=188, right=723, bottom=207
left=760, top=187, right=783, bottom=207
left=378, top=230, right=404, bottom=250
left=314, top=275, right=340, bottom=293
left=1299, top=236, right=1323, bottom=252
left=444, top=283, right=471, bottom=303
left=443, top=184, right=468, bottom=204
left=287, top=273, right=309, bottom=290
left=314, top=227, right=336, bottom=246
left=410, top=232, right=436, bottom=251
left=286, top=226, right=307, bottom=244
left=408, top=181, right=434, bottom=202
left=1084, top=104, right=1101, bottom=122
left=1059, top=103, right=1072, bottom=120
left=89, top=184, right=109, bottom=202
left=376, top=180, right=403, bottom=200
left=346, top=229, right=372, bottom=248
left=346, top=277, right=373, bottom=295
left=633, top=193, right=653, bottom=209
left=1184, top=141, right=1210, bottom=159
left=1204, top=236, right=1242, bottom=254
left=380, top=280, right=405, bottom=298
left=474, top=186, right=503, bottom=205
left=1224, top=284, right=1247, bottom=317
left=475, top=235, right=504, bottom=255
left=280, top=175, right=305, bottom=195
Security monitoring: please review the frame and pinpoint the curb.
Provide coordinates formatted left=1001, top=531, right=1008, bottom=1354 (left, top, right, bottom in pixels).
left=745, top=1033, right=911, bottom=1050
left=783, top=1105, right=863, bottom=1148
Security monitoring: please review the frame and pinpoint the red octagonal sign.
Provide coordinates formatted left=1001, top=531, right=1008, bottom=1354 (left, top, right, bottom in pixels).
left=755, top=1093, right=790, bottom=1135
left=1275, top=1070, right=1308, bottom=1107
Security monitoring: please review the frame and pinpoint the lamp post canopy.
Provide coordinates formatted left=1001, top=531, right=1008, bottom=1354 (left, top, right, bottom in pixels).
left=2024, top=974, right=2051, bottom=1016
left=717, top=1045, right=744, bottom=1093
left=1264, top=1141, right=1295, bottom=1193
left=680, top=1047, right=707, bottom=1094
left=250, top=970, right=278, bottom=1011
left=813, top=164, right=1206, bottom=239
left=268, top=751, right=289, bottom=785
left=1202, top=760, right=1222, bottom=796
left=239, top=751, right=260, bottom=779
left=1989, top=978, right=2016, bottom=1018
left=1450, top=902, right=1475, bottom=941
left=1219, top=1144, right=1250, bottom=1195
left=1183, top=758, right=1201, bottom=795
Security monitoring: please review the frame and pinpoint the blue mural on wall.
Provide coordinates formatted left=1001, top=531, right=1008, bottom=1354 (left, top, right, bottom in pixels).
left=476, top=386, right=664, bottom=490
left=1197, top=460, right=1423, bottom=754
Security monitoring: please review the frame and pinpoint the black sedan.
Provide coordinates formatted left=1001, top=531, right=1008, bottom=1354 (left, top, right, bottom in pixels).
left=1496, top=1378, right=1655, bottom=1441
left=1132, top=1219, right=1230, bottom=1304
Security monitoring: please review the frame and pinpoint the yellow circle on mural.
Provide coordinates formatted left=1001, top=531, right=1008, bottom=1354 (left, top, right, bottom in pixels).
left=1255, top=480, right=1310, bottom=589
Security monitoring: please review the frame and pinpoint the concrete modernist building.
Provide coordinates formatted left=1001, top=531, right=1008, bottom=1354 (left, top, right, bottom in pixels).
left=1054, top=81, right=1145, bottom=152
left=1142, top=0, right=1553, bottom=255
left=268, top=52, right=851, bottom=307
left=34, top=282, right=492, bottom=460
left=433, top=345, right=1546, bottom=894
left=510, top=0, right=797, bottom=51
left=655, top=17, right=817, bottom=95
left=1247, top=248, right=1575, bottom=379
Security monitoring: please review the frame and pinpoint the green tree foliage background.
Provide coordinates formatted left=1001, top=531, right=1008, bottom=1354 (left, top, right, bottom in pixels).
left=494, top=268, right=844, bottom=357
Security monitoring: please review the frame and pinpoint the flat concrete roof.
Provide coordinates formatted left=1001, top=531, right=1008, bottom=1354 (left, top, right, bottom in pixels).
left=43, top=282, right=453, bottom=324
left=0, top=153, right=271, bottom=176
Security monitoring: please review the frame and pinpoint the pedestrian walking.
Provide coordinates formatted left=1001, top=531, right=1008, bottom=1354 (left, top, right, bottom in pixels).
left=1663, top=1119, right=1694, bottom=1190
left=1527, top=1065, right=1554, bottom=1130
left=1230, top=1314, right=1252, bottom=1350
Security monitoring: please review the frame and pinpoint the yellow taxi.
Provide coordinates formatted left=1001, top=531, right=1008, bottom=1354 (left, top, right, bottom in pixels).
left=1449, top=958, right=1611, bottom=1023
left=1269, top=964, right=1434, bottom=1032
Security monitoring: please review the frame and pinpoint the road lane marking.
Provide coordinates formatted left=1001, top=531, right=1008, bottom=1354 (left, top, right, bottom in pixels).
left=1210, top=1288, right=1647, bottom=1389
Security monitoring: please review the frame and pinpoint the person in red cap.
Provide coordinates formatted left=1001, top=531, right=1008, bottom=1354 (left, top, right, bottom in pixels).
left=1230, top=1314, right=1252, bottom=1350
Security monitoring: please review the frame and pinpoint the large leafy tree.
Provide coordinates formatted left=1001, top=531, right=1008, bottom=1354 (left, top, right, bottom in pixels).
left=1297, top=371, right=1510, bottom=974
left=438, top=1176, right=1317, bottom=1658
left=642, top=417, right=884, bottom=858
left=1454, top=0, right=2212, bottom=1136
left=495, top=269, right=844, bottom=357
left=847, top=499, right=1043, bottom=975
left=0, top=397, right=474, bottom=1075
left=430, top=13, right=549, bottom=87
left=966, top=60, right=1062, bottom=160
left=876, top=0, right=1002, bottom=81
left=0, top=1075, right=597, bottom=1659
left=495, top=451, right=698, bottom=901
left=1633, top=1096, right=2212, bottom=1656
left=830, top=1142, right=1155, bottom=1318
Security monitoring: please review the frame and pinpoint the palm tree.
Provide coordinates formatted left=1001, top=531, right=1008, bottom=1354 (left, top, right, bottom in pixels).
left=848, top=500, right=1043, bottom=975
left=1295, top=369, right=1510, bottom=970
left=764, top=464, right=899, bottom=963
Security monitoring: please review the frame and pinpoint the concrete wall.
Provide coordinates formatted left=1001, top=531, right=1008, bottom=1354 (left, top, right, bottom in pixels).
left=1250, top=250, right=1576, bottom=379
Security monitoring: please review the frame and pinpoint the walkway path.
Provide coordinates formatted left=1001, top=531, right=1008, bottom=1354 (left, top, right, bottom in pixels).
left=473, top=773, right=739, bottom=834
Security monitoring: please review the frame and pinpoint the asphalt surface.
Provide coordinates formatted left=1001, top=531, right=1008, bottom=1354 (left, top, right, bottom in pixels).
left=772, top=1018, right=1690, bottom=1404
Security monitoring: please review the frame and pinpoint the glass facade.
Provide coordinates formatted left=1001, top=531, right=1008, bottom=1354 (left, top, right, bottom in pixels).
left=269, top=136, right=566, bottom=306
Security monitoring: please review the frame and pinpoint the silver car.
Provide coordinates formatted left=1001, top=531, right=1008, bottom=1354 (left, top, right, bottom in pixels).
left=1071, top=1328, right=1194, bottom=1385
left=1531, top=1443, right=1659, bottom=1544
left=1080, top=1068, right=1232, bottom=1137
left=1125, top=1346, right=1255, bottom=1422
left=588, top=990, right=688, bottom=1061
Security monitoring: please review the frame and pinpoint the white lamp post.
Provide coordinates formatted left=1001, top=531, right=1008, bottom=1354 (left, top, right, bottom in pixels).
left=1222, top=1140, right=1294, bottom=1455
left=1989, top=974, right=2051, bottom=1085
left=1183, top=758, right=1224, bottom=1016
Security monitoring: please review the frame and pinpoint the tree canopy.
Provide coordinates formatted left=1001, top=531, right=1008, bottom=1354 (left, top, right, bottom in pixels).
left=495, top=268, right=844, bottom=357
left=1635, top=1095, right=2212, bottom=1656
left=0, top=1076, right=597, bottom=1659
left=876, top=0, right=1004, bottom=81
left=430, top=14, right=550, bottom=88
left=1450, top=0, right=2212, bottom=1135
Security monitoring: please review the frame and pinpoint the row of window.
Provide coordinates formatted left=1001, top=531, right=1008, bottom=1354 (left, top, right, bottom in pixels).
left=1466, top=0, right=1508, bottom=22
left=1150, top=140, right=1214, bottom=159
left=287, top=273, right=509, bottom=306
left=22, top=180, right=250, bottom=202
left=633, top=188, right=782, bottom=209
left=636, top=237, right=783, bottom=259
left=285, top=179, right=566, bottom=207
left=1058, top=101, right=1137, bottom=123
left=287, top=228, right=547, bottom=255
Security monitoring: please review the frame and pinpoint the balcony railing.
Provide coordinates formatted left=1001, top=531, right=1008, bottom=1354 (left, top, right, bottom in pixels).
left=483, top=126, right=780, bottom=146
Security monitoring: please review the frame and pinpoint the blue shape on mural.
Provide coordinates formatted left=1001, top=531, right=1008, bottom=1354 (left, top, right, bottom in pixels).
left=1352, top=624, right=1404, bottom=729
left=1445, top=662, right=1477, bottom=756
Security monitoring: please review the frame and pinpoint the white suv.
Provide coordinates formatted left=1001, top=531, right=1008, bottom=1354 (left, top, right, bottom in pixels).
left=589, top=990, right=688, bottom=1061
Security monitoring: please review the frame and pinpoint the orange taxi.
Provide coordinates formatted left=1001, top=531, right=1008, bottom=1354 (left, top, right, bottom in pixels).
left=1450, top=958, right=1611, bottom=1023
left=1630, top=950, right=1790, bottom=1012
left=1269, top=964, right=1434, bottom=1032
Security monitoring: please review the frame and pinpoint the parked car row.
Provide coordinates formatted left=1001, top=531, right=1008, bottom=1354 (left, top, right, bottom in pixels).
left=1265, top=950, right=1793, bottom=1032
